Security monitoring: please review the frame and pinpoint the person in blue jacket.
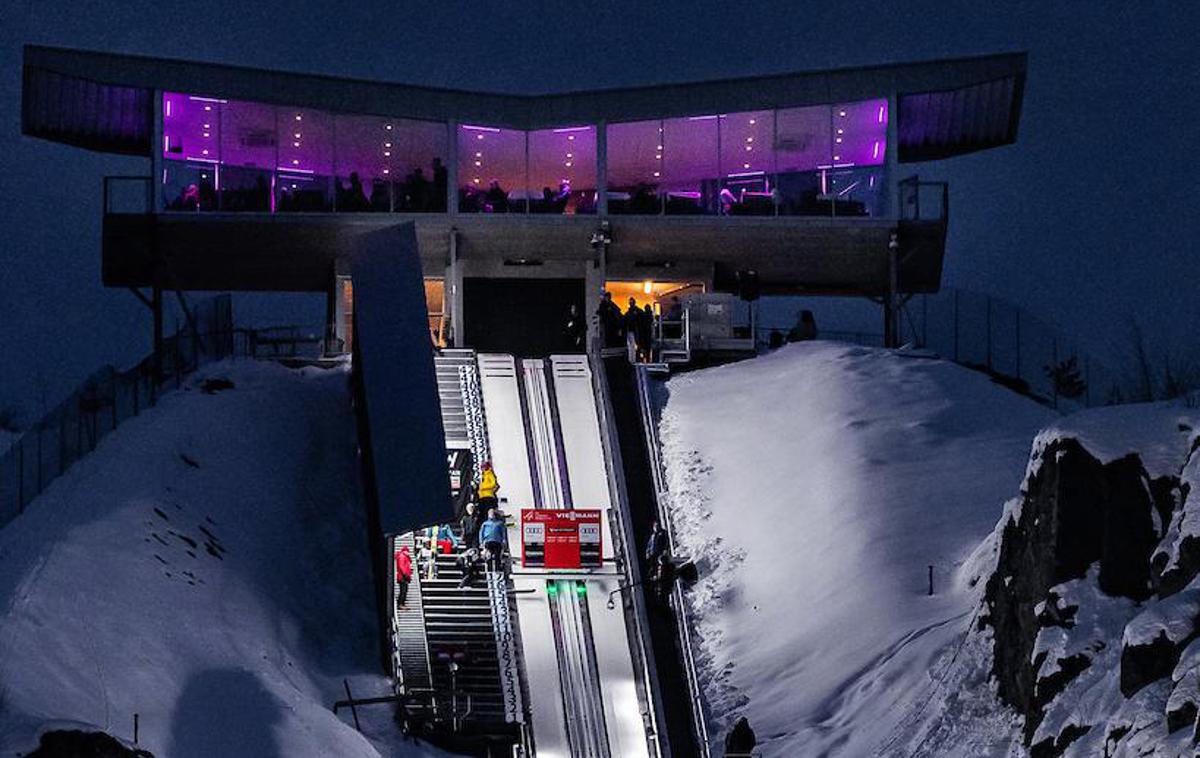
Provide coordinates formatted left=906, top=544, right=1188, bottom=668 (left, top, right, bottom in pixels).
left=479, top=508, right=508, bottom=570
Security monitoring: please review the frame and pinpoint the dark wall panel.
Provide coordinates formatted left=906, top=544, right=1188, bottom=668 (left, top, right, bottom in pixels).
left=23, top=66, right=152, bottom=156
left=351, top=222, right=451, bottom=535
left=463, top=277, right=584, bottom=357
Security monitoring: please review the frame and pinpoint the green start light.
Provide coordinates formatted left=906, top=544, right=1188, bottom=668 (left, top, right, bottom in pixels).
left=546, top=582, right=559, bottom=596
left=575, top=582, right=587, bottom=597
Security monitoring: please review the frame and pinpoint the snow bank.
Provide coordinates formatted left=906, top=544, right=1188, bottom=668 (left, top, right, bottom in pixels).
left=0, top=360, right=445, bottom=758
left=1033, top=402, right=1199, bottom=479
left=660, top=342, right=1054, bottom=755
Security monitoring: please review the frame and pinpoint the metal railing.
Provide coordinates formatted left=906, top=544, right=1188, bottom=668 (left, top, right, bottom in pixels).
left=103, top=175, right=153, bottom=214
left=898, top=175, right=949, bottom=222
left=588, top=351, right=667, bottom=757
left=635, top=365, right=713, bottom=756
left=755, top=287, right=1122, bottom=410
left=0, top=295, right=234, bottom=528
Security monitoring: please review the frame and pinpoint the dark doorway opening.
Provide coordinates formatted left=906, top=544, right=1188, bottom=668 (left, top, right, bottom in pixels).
left=463, top=277, right=584, bottom=356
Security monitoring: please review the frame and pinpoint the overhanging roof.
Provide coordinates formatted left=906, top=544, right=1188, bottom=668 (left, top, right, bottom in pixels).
left=23, top=45, right=1026, bottom=161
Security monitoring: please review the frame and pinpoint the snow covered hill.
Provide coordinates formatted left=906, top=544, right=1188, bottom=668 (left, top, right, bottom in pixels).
left=0, top=360, right=445, bottom=757
left=659, top=342, right=1056, bottom=756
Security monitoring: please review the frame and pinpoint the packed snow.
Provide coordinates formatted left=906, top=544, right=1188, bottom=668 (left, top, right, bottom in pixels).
left=1033, top=401, right=1199, bottom=479
left=0, top=360, right=446, bottom=757
left=659, top=342, right=1055, bottom=756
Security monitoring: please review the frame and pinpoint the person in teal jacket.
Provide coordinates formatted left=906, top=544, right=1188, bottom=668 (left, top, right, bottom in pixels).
left=479, top=509, right=508, bottom=569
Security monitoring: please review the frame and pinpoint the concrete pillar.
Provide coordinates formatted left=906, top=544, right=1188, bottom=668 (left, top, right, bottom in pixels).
left=596, top=120, right=608, bottom=216
left=886, top=92, right=901, bottom=218
left=586, top=223, right=610, bottom=352
left=446, top=120, right=459, bottom=215
left=447, top=228, right=463, bottom=347
left=884, top=231, right=899, bottom=347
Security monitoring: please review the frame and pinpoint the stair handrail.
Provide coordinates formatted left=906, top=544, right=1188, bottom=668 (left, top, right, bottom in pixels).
left=485, top=564, right=525, bottom=726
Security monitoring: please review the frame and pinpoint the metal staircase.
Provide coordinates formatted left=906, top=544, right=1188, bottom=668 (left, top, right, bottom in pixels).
left=419, top=544, right=509, bottom=725
left=435, top=349, right=478, bottom=450
left=391, top=533, right=432, bottom=693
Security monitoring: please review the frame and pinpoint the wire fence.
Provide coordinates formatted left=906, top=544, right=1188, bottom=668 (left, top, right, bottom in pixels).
left=756, top=287, right=1121, bottom=410
left=0, top=295, right=234, bottom=529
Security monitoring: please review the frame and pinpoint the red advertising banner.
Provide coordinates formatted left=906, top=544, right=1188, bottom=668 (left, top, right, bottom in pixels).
left=521, top=509, right=603, bottom=569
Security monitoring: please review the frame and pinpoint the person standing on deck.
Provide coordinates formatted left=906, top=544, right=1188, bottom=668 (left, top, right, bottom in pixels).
left=596, top=291, right=624, bottom=348
left=563, top=303, right=586, bottom=351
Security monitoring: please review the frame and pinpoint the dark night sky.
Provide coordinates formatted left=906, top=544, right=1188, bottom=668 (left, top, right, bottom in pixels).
left=1, top=2, right=1197, bottom=416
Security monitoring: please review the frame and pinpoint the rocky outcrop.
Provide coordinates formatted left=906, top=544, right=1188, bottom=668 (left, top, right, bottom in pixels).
left=1122, top=631, right=1184, bottom=696
left=27, top=731, right=154, bottom=758
left=984, top=437, right=1167, bottom=740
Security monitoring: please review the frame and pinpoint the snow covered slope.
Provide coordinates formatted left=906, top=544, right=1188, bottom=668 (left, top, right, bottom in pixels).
left=0, top=360, right=445, bottom=757
left=660, top=342, right=1055, bottom=756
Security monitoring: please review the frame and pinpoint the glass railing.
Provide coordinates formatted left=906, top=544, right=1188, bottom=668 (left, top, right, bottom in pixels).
left=898, top=175, right=949, bottom=222
left=116, top=170, right=919, bottom=221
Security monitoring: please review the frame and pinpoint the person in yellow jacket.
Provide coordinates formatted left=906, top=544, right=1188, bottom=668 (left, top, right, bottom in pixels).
left=477, top=461, right=500, bottom=513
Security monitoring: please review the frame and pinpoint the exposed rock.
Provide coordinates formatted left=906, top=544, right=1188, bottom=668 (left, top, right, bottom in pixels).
left=1029, top=723, right=1090, bottom=758
left=985, top=436, right=1173, bottom=741
left=1034, top=653, right=1091, bottom=707
left=1122, top=630, right=1185, bottom=696
left=28, top=730, right=154, bottom=757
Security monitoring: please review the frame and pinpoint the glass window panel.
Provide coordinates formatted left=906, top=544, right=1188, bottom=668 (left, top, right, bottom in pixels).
left=662, top=115, right=719, bottom=215
left=832, top=99, right=888, bottom=167
left=334, top=115, right=448, bottom=212
left=162, top=160, right=218, bottom=211
left=458, top=125, right=526, bottom=213
left=719, top=110, right=775, bottom=215
left=219, top=99, right=275, bottom=212
left=605, top=120, right=664, bottom=215
left=277, top=106, right=333, bottom=212
left=774, top=104, right=832, bottom=174
left=775, top=104, right=832, bottom=216
left=719, top=110, right=774, bottom=176
left=162, top=92, right=222, bottom=164
left=528, top=126, right=596, bottom=214
left=161, top=93, right=222, bottom=211
left=828, top=166, right=885, bottom=217
left=221, top=99, right=275, bottom=169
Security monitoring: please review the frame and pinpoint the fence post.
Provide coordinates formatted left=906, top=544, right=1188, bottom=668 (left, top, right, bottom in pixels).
left=985, top=296, right=993, bottom=371
left=36, top=424, right=43, bottom=495
left=921, top=295, right=928, bottom=349
left=1085, top=356, right=1092, bottom=407
left=17, top=441, right=24, bottom=514
left=1052, top=338, right=1060, bottom=410
left=952, top=290, right=960, bottom=362
left=1015, top=312, right=1022, bottom=381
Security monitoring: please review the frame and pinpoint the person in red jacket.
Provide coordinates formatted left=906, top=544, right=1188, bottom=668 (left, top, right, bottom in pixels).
left=394, top=544, right=413, bottom=610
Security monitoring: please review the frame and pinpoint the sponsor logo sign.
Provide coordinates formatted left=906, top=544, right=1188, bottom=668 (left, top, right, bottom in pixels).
left=521, top=509, right=603, bottom=569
